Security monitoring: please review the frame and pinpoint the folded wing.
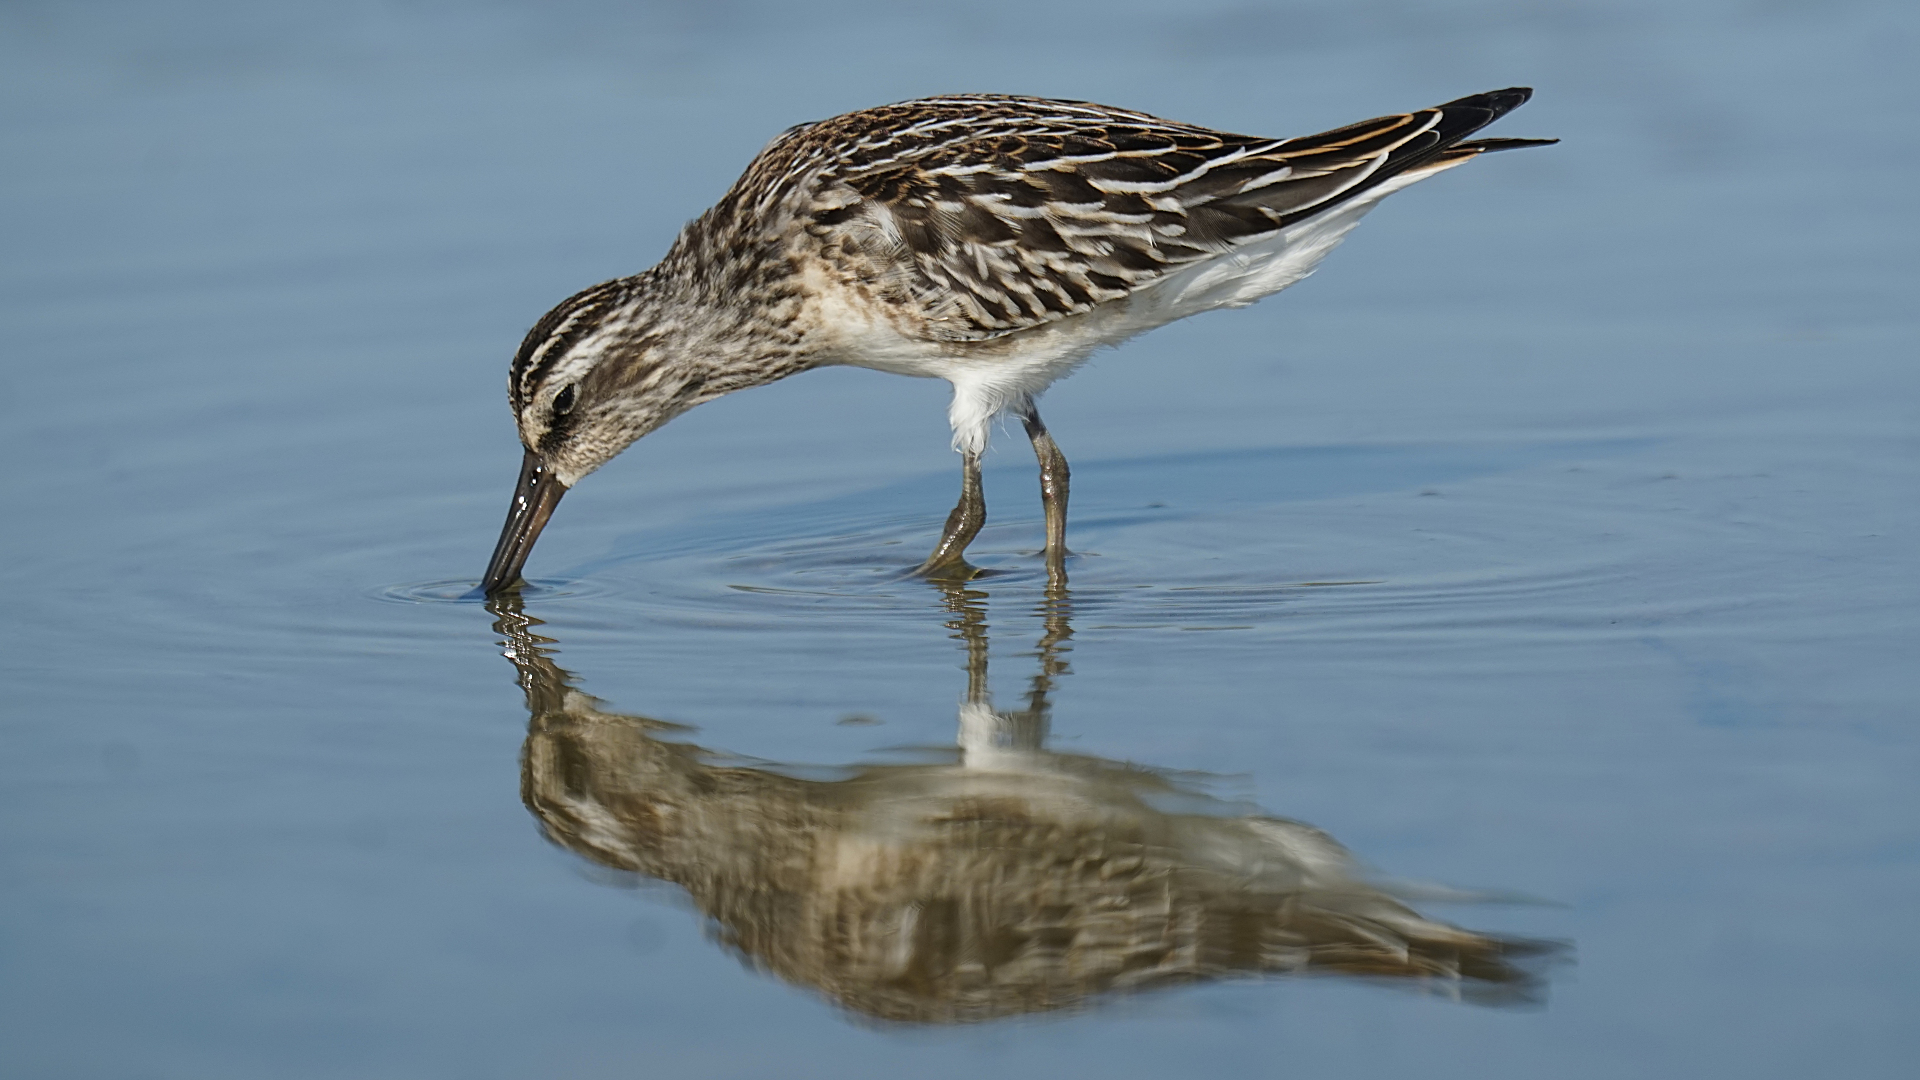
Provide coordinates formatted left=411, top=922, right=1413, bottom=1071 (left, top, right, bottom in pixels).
left=789, top=89, right=1551, bottom=341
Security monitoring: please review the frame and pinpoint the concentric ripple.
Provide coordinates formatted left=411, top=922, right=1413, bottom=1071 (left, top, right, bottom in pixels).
left=373, top=577, right=616, bottom=605
left=507, top=440, right=1731, bottom=647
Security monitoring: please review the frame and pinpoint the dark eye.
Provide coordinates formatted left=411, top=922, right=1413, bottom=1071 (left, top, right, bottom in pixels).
left=552, top=384, right=577, bottom=415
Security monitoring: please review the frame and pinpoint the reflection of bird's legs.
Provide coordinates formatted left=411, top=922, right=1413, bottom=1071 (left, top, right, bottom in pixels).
left=935, top=581, right=992, bottom=707
left=935, top=580, right=1010, bottom=763
left=1011, top=588, right=1073, bottom=750
left=1019, top=401, right=1071, bottom=587
left=918, top=451, right=985, bottom=579
left=933, top=577, right=1076, bottom=759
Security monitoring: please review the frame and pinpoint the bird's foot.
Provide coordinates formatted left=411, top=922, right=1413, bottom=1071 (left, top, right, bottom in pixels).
left=912, top=553, right=984, bottom=581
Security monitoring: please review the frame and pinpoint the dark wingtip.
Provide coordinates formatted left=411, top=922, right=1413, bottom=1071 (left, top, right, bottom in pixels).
left=1456, top=136, right=1560, bottom=153
left=1414, top=88, right=1545, bottom=156
left=1439, top=87, right=1534, bottom=116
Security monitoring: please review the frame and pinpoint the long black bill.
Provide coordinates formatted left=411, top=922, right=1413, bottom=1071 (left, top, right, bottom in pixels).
left=480, top=449, right=568, bottom=596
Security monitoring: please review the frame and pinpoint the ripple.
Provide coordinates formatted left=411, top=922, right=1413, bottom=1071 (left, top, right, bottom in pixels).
left=371, top=578, right=616, bottom=605
left=527, top=439, right=1734, bottom=644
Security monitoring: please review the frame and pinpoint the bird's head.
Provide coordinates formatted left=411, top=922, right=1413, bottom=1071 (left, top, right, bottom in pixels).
left=480, top=275, right=719, bottom=595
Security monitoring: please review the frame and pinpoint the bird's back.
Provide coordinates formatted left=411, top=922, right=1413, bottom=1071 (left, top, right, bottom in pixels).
left=696, top=90, right=1551, bottom=346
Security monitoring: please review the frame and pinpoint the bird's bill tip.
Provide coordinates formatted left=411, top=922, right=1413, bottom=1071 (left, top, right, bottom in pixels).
left=480, top=449, right=569, bottom=596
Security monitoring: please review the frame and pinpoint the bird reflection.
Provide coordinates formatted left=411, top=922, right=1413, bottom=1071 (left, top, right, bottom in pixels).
left=491, top=588, right=1557, bottom=1023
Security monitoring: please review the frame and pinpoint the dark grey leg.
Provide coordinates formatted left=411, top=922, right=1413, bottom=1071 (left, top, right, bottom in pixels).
left=917, top=450, right=984, bottom=579
left=1020, top=404, right=1071, bottom=585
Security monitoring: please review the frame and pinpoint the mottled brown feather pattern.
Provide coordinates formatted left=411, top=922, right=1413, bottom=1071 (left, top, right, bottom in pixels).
left=662, top=90, right=1547, bottom=343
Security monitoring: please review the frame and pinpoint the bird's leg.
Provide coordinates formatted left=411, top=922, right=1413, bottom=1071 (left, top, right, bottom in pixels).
left=1020, top=404, right=1071, bottom=586
left=917, top=450, right=985, bottom=579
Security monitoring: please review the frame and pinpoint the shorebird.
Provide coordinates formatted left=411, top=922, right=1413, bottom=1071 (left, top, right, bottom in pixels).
left=481, top=89, right=1553, bottom=594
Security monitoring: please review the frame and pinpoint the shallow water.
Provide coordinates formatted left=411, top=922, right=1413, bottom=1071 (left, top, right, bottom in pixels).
left=3, top=1, right=1917, bottom=1077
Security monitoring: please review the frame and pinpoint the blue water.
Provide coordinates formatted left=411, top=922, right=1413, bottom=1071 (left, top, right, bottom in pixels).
left=3, top=1, right=1917, bottom=1077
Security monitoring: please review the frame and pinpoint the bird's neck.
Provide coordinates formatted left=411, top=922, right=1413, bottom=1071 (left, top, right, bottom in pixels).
left=647, top=216, right=821, bottom=392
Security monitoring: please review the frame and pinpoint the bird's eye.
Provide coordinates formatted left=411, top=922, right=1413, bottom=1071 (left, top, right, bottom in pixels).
left=552, top=384, right=577, bottom=416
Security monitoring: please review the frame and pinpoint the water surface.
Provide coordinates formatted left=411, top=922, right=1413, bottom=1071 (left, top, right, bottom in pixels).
left=3, top=2, right=1916, bottom=1077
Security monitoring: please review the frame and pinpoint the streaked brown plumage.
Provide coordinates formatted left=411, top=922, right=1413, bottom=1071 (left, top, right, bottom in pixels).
left=482, top=90, right=1554, bottom=595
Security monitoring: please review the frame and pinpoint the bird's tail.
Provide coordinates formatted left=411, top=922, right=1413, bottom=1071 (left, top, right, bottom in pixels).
left=1383, top=87, right=1559, bottom=176
left=1262, top=88, right=1556, bottom=229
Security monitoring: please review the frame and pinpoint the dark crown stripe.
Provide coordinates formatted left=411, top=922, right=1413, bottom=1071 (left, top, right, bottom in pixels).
left=510, top=280, right=623, bottom=409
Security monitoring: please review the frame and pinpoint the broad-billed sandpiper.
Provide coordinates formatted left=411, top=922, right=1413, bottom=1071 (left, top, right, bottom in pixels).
left=481, top=89, right=1553, bottom=594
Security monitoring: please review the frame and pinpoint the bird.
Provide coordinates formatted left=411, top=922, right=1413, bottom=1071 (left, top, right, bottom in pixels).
left=480, top=88, right=1554, bottom=595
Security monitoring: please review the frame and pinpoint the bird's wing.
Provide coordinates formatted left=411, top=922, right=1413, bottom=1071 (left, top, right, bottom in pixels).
left=777, top=90, right=1547, bottom=342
